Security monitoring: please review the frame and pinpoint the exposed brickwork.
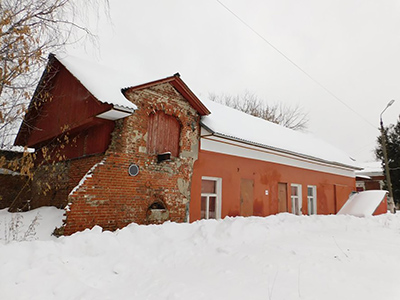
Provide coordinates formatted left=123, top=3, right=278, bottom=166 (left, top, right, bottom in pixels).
left=11, top=154, right=105, bottom=212
left=63, top=83, right=201, bottom=234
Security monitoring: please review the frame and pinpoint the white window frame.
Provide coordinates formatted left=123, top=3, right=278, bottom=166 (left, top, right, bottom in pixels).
left=290, top=184, right=302, bottom=215
left=201, top=176, right=222, bottom=219
left=307, top=185, right=317, bottom=215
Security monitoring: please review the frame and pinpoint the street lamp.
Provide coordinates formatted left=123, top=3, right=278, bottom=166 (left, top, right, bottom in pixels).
left=380, top=99, right=395, bottom=213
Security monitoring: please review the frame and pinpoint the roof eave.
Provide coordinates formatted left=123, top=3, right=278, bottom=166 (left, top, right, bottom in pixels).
left=14, top=54, right=58, bottom=146
left=96, top=104, right=135, bottom=120
left=170, top=76, right=210, bottom=116
left=200, top=123, right=361, bottom=171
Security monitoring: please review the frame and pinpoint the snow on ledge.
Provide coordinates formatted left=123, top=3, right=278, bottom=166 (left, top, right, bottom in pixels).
left=67, top=158, right=107, bottom=210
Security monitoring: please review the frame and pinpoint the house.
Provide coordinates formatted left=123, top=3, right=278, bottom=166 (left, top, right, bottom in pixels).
left=13, top=54, right=366, bottom=234
left=354, top=161, right=388, bottom=214
left=190, top=100, right=363, bottom=220
left=356, top=161, right=385, bottom=192
left=14, top=54, right=210, bottom=234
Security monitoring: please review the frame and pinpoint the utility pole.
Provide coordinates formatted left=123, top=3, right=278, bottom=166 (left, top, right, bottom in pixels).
left=380, top=100, right=395, bottom=213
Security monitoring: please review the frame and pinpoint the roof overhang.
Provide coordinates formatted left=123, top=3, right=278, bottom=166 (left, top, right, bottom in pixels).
left=96, top=104, right=135, bottom=120
left=200, top=122, right=362, bottom=171
left=356, top=175, right=372, bottom=180
left=356, top=171, right=383, bottom=177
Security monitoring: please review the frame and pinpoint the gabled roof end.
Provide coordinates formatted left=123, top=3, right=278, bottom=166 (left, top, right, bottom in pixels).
left=123, top=74, right=210, bottom=116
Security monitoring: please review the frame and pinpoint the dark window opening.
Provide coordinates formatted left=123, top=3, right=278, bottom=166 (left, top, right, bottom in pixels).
left=149, top=200, right=166, bottom=210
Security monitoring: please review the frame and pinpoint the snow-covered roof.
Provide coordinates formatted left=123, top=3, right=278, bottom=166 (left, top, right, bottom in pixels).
left=356, top=161, right=383, bottom=177
left=55, top=54, right=137, bottom=112
left=201, top=100, right=360, bottom=169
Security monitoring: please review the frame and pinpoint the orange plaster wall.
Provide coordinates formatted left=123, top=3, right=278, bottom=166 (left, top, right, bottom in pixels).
left=190, top=150, right=356, bottom=221
left=373, top=195, right=388, bottom=215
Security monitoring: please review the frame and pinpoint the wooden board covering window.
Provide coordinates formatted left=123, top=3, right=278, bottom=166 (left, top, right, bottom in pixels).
left=278, top=182, right=288, bottom=213
left=240, top=178, right=254, bottom=217
left=147, top=111, right=180, bottom=157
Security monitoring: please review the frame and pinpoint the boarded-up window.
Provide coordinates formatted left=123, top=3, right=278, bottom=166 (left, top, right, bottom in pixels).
left=147, top=111, right=180, bottom=157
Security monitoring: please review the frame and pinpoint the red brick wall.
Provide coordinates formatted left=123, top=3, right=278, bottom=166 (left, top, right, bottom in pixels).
left=27, top=154, right=105, bottom=211
left=63, top=83, right=201, bottom=234
left=0, top=153, right=104, bottom=213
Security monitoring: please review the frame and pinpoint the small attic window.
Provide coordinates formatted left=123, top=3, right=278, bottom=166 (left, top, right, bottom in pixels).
left=147, top=111, right=180, bottom=157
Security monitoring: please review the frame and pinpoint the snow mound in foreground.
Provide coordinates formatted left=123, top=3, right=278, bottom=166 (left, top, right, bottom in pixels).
left=1, top=211, right=400, bottom=300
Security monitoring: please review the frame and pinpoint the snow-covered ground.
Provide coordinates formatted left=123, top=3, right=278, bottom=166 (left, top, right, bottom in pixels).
left=0, top=207, right=65, bottom=242
left=0, top=207, right=399, bottom=300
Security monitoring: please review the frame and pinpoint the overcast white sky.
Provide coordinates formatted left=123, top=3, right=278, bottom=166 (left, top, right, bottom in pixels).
left=67, top=0, right=400, bottom=163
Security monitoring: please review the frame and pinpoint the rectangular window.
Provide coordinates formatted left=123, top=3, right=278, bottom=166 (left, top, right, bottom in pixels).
left=307, top=185, right=317, bottom=215
left=291, top=184, right=302, bottom=215
left=201, top=177, right=222, bottom=220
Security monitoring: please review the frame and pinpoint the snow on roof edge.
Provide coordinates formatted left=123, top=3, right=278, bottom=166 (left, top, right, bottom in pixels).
left=54, top=54, right=137, bottom=111
left=200, top=100, right=361, bottom=170
left=204, top=126, right=361, bottom=170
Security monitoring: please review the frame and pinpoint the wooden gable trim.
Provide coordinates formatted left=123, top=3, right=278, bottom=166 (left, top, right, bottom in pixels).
left=123, top=74, right=210, bottom=116
left=14, top=54, right=114, bottom=147
left=14, top=54, right=59, bottom=146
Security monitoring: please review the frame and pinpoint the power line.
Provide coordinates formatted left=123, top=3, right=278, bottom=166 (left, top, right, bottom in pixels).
left=215, top=0, right=376, bottom=129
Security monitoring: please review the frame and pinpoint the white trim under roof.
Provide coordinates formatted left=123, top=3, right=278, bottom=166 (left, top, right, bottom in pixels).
left=200, top=99, right=360, bottom=171
left=96, top=105, right=135, bottom=120
left=200, top=130, right=356, bottom=178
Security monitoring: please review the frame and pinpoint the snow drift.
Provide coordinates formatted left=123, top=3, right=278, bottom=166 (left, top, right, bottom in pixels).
left=0, top=207, right=400, bottom=300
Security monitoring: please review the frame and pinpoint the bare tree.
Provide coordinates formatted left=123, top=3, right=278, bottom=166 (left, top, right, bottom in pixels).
left=209, top=91, right=309, bottom=131
left=0, top=0, right=109, bottom=149
left=0, top=0, right=109, bottom=211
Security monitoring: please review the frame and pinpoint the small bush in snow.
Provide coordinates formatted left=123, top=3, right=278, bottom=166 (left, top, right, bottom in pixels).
left=1, top=212, right=41, bottom=243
